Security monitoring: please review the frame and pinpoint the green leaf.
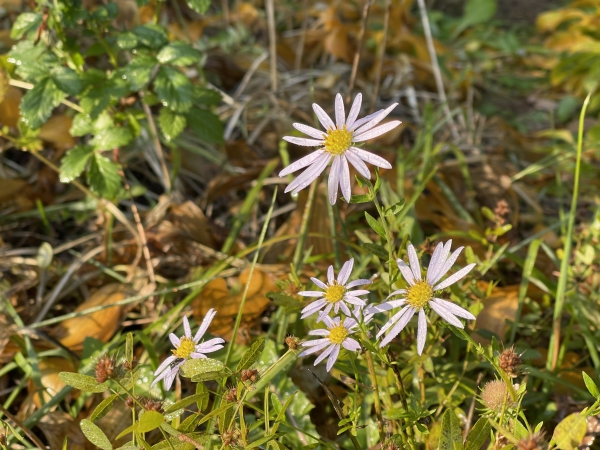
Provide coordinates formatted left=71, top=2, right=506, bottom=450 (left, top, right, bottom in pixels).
left=194, top=87, right=222, bottom=106
left=191, top=369, right=231, bottom=382
left=157, top=41, right=201, bottom=66
left=583, top=372, right=600, bottom=398
left=186, top=0, right=211, bottom=14
left=439, top=409, right=464, bottom=450
left=60, top=145, right=94, bottom=183
left=158, top=107, right=186, bottom=141
left=133, top=24, right=168, bottom=49
left=91, top=393, right=119, bottom=422
left=186, top=107, right=224, bottom=144
left=180, top=358, right=225, bottom=378
left=116, top=31, right=138, bottom=49
left=453, top=0, right=497, bottom=37
left=91, top=127, right=133, bottom=150
left=196, top=382, right=209, bottom=411
left=247, top=434, right=283, bottom=449
left=20, top=77, right=65, bottom=129
left=163, top=393, right=209, bottom=414
left=363, top=243, right=388, bottom=260
left=236, top=338, right=265, bottom=372
left=70, top=114, right=94, bottom=136
left=464, top=417, right=490, bottom=450
left=51, top=66, right=82, bottom=95
left=87, top=153, right=121, bottom=198
left=154, top=66, right=194, bottom=113
left=138, top=410, right=164, bottom=433
left=10, top=12, right=42, bottom=39
left=80, top=419, right=112, bottom=450
left=58, top=372, right=108, bottom=393
left=551, top=413, right=587, bottom=450
left=364, top=212, right=387, bottom=241
left=126, top=56, right=156, bottom=91
left=385, top=198, right=406, bottom=217
left=198, top=402, right=234, bottom=425
left=80, top=70, right=129, bottom=119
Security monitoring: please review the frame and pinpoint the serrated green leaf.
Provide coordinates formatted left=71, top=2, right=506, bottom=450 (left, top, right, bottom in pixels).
left=583, top=372, right=600, bottom=398
left=186, top=107, right=224, bottom=143
left=91, top=393, right=119, bottom=422
left=51, top=66, right=82, bottom=95
left=87, top=153, right=121, bottom=198
left=464, top=417, right=490, bottom=450
left=236, top=338, right=265, bottom=372
left=20, top=77, right=65, bottom=129
left=186, top=0, right=211, bottom=14
left=439, top=409, right=464, bottom=450
left=194, top=87, right=222, bottom=106
left=363, top=243, right=388, bottom=259
left=453, top=0, right=497, bottom=37
left=163, top=393, right=209, bottom=414
left=116, top=31, right=138, bottom=49
left=60, top=145, right=94, bottom=183
left=552, top=413, right=587, bottom=450
left=365, top=212, right=387, bottom=241
left=58, top=372, right=108, bottom=393
left=80, top=419, right=112, bottom=450
left=133, top=24, right=168, bottom=49
left=10, top=12, right=42, bottom=39
left=8, top=41, right=45, bottom=69
left=154, top=66, right=194, bottom=112
left=138, top=410, right=164, bottom=433
left=126, top=56, right=156, bottom=91
left=80, top=71, right=129, bottom=119
left=181, top=358, right=225, bottom=378
left=157, top=41, right=201, bottom=66
left=70, top=114, right=94, bottom=137
left=91, top=127, right=133, bottom=150
left=158, top=107, right=186, bottom=141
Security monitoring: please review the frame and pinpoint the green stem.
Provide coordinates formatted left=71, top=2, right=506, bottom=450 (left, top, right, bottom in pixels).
left=371, top=188, right=395, bottom=292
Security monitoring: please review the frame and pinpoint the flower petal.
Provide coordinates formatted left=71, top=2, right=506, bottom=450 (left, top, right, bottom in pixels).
left=339, top=157, right=351, bottom=203
left=396, top=259, right=416, bottom=285
left=430, top=246, right=464, bottom=286
left=353, top=121, right=402, bottom=142
left=386, top=289, right=406, bottom=299
left=315, top=343, right=336, bottom=366
left=385, top=299, right=407, bottom=308
left=299, top=341, right=329, bottom=357
left=328, top=155, right=341, bottom=205
left=348, top=147, right=392, bottom=169
left=338, top=258, right=354, bottom=285
left=335, top=93, right=345, bottom=127
left=433, top=263, right=476, bottom=291
left=194, top=308, right=217, bottom=342
left=298, top=290, right=325, bottom=297
left=343, top=337, right=361, bottom=352
left=190, top=352, right=208, bottom=359
left=282, top=136, right=324, bottom=147
left=286, top=154, right=330, bottom=194
left=346, top=93, right=362, bottom=129
left=154, top=355, right=177, bottom=376
left=349, top=109, right=381, bottom=131
left=345, top=150, right=372, bottom=179
left=354, top=103, right=398, bottom=134
left=407, top=244, right=422, bottom=281
left=339, top=302, right=351, bottom=316
left=169, top=333, right=180, bottom=347
left=346, top=279, right=372, bottom=289
left=308, top=329, right=330, bottom=336
left=301, top=299, right=327, bottom=318
left=183, top=316, right=192, bottom=339
left=310, top=277, right=328, bottom=290
left=313, top=102, right=335, bottom=130
left=322, top=315, right=335, bottom=328
left=376, top=305, right=411, bottom=338
left=293, top=122, right=326, bottom=139
left=417, top=308, right=427, bottom=355
left=327, top=265, right=335, bottom=284
left=429, top=301, right=464, bottom=328
left=426, top=241, right=446, bottom=284
left=432, top=298, right=475, bottom=320
left=380, top=307, right=416, bottom=347
left=344, top=296, right=365, bottom=306
left=325, top=345, right=340, bottom=372
left=303, top=337, right=330, bottom=346
left=163, top=366, right=179, bottom=391
left=279, top=149, right=327, bottom=177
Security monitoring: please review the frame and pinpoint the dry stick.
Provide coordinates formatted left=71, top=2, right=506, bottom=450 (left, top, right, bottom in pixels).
left=294, top=0, right=310, bottom=71
left=347, top=0, right=372, bottom=103
left=464, top=372, right=484, bottom=437
left=0, top=404, right=48, bottom=449
left=415, top=0, right=460, bottom=142
left=265, top=0, right=277, bottom=92
left=370, top=0, right=391, bottom=114
left=30, top=151, right=143, bottom=274
left=140, top=98, right=171, bottom=193
left=233, top=51, right=269, bottom=99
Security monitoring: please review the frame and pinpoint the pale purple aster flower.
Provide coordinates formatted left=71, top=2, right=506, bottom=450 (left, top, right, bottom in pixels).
left=299, top=316, right=360, bottom=372
left=280, top=93, right=400, bottom=205
left=300, top=258, right=371, bottom=322
left=375, top=241, right=477, bottom=355
left=152, top=309, right=225, bottom=390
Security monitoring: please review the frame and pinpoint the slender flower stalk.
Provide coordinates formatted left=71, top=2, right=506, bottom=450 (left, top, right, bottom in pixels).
left=300, top=258, right=371, bottom=322
left=299, top=316, right=360, bottom=372
left=373, top=241, right=477, bottom=354
left=280, top=93, right=400, bottom=204
left=152, top=310, right=225, bottom=390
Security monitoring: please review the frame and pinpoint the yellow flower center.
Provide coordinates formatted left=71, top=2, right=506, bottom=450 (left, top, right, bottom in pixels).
left=323, top=126, right=352, bottom=155
left=328, top=325, right=349, bottom=345
left=172, top=337, right=195, bottom=359
left=324, top=284, right=346, bottom=303
left=405, top=281, right=433, bottom=309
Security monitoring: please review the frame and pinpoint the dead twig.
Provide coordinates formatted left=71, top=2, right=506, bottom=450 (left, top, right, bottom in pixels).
left=370, top=0, right=390, bottom=114
left=266, top=0, right=278, bottom=92
left=347, top=0, right=372, bottom=103
left=294, top=0, right=310, bottom=71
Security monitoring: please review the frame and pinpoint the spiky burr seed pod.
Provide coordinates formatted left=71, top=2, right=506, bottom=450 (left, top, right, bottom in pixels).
left=517, top=431, right=547, bottom=450
left=142, top=398, right=164, bottom=413
left=95, top=354, right=118, bottom=383
left=241, top=369, right=259, bottom=383
left=224, top=387, right=237, bottom=402
left=125, top=396, right=135, bottom=409
left=285, top=335, right=301, bottom=350
left=499, top=346, right=523, bottom=378
left=481, top=379, right=514, bottom=412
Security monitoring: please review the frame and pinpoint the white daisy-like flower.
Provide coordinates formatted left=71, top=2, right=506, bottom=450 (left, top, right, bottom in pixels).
left=280, top=93, right=400, bottom=205
left=299, top=316, right=360, bottom=372
left=300, top=258, right=371, bottom=322
left=151, top=309, right=225, bottom=390
left=375, top=241, right=477, bottom=355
